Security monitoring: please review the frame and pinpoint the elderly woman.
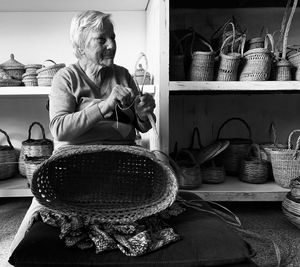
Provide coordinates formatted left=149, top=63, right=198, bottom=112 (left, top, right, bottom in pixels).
left=9, top=10, right=156, bottom=256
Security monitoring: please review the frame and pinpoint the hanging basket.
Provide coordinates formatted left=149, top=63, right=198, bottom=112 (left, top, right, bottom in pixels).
left=239, top=144, right=268, bottom=184
left=215, top=117, right=253, bottom=175
left=239, top=34, right=275, bottom=81
left=133, top=52, right=151, bottom=85
left=0, top=129, right=17, bottom=180
left=189, top=32, right=215, bottom=81
left=216, top=25, right=242, bottom=81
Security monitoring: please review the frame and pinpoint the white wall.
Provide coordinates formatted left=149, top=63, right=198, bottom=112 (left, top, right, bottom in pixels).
left=0, top=11, right=146, bottom=149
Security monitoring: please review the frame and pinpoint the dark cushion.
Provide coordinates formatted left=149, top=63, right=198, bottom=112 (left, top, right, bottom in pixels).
left=9, top=192, right=257, bottom=267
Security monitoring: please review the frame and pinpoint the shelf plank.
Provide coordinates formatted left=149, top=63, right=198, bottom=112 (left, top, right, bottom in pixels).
left=169, top=81, right=300, bottom=92
left=181, top=176, right=290, bottom=201
left=0, top=176, right=32, bottom=197
left=0, top=85, right=155, bottom=96
left=0, top=0, right=149, bottom=12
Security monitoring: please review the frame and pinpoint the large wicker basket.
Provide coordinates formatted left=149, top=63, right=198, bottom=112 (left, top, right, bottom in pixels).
left=269, top=129, right=300, bottom=188
left=0, top=129, right=17, bottom=180
left=36, top=60, right=65, bottom=86
left=31, top=145, right=178, bottom=223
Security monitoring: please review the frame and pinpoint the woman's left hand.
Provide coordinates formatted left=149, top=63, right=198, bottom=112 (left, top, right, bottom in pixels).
left=134, top=93, right=156, bottom=121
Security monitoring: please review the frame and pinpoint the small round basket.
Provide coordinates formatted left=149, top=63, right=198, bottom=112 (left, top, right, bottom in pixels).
left=269, top=129, right=300, bottom=188
left=31, top=145, right=178, bottom=223
left=36, top=60, right=65, bottom=86
left=22, top=73, right=38, bottom=87
left=202, top=160, right=226, bottom=184
left=239, top=144, right=268, bottom=184
left=25, top=64, right=43, bottom=74
left=0, top=129, right=17, bottom=180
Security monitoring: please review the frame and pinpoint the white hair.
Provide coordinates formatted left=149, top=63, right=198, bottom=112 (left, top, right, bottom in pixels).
left=70, top=10, right=112, bottom=59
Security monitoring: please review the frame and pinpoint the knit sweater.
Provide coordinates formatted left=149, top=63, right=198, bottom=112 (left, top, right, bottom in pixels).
left=49, top=62, right=152, bottom=149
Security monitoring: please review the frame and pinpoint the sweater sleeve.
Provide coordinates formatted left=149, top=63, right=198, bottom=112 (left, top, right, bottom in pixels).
left=49, top=69, right=102, bottom=141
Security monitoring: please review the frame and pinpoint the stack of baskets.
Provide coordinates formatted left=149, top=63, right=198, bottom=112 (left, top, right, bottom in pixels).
left=0, top=129, right=18, bottom=180
left=22, top=64, right=42, bottom=86
left=36, top=60, right=65, bottom=86
left=18, top=122, right=53, bottom=186
left=269, top=129, right=300, bottom=188
left=282, top=177, right=300, bottom=229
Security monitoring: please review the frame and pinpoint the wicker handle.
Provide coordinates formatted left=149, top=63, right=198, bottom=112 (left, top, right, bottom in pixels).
left=189, top=127, right=203, bottom=149
left=27, top=122, right=46, bottom=140
left=190, top=31, right=213, bottom=56
left=221, top=22, right=236, bottom=54
left=239, top=34, right=247, bottom=57
left=264, top=33, right=275, bottom=53
left=0, top=129, right=14, bottom=149
left=172, top=32, right=193, bottom=55
left=287, top=129, right=300, bottom=149
left=217, top=117, right=252, bottom=140
left=42, top=59, right=56, bottom=67
left=210, top=19, right=232, bottom=42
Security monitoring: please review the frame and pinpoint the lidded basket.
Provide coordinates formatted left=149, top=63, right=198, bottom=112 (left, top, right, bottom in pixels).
left=0, top=54, right=25, bottom=81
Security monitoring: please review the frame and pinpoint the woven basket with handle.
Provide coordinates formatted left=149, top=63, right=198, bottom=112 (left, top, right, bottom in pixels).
left=189, top=32, right=215, bottom=81
left=215, top=117, right=253, bottom=175
left=31, top=145, right=178, bottom=223
left=0, top=129, right=17, bottom=180
left=36, top=60, right=65, bottom=86
left=239, top=34, right=274, bottom=81
left=216, top=23, right=242, bottom=81
left=239, top=144, right=268, bottom=184
left=19, top=122, right=53, bottom=177
left=269, top=129, right=300, bottom=188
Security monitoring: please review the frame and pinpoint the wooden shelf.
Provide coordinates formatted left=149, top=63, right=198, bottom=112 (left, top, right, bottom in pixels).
left=169, top=81, right=300, bottom=92
left=181, top=176, right=290, bottom=202
left=0, top=0, right=149, bottom=12
left=0, top=85, right=155, bottom=96
left=0, top=175, right=290, bottom=200
left=0, top=176, right=32, bottom=197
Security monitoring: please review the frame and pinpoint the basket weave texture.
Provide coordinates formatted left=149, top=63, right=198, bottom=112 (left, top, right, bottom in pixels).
left=269, top=129, right=300, bottom=188
left=0, top=129, right=17, bottom=180
left=31, top=145, right=178, bottom=223
left=36, top=60, right=65, bottom=86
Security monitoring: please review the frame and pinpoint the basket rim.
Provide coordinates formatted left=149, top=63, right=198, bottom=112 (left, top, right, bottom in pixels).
left=36, top=63, right=65, bottom=74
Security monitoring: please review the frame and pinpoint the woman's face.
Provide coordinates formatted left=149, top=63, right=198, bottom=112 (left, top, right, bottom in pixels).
left=83, top=20, right=116, bottom=67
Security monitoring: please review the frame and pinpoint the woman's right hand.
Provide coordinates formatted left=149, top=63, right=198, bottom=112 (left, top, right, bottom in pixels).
left=106, top=85, right=135, bottom=110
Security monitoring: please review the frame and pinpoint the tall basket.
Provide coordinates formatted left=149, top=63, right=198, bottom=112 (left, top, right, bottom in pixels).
left=216, top=24, right=242, bottom=81
left=189, top=32, right=215, bottom=81
left=239, top=34, right=275, bottom=81
left=269, top=129, right=300, bottom=188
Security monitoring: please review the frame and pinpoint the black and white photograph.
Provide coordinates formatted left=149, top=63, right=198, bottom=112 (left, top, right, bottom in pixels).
left=0, top=0, right=300, bottom=266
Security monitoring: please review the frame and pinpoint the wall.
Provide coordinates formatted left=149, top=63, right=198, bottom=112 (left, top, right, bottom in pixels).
left=0, top=11, right=146, bottom=149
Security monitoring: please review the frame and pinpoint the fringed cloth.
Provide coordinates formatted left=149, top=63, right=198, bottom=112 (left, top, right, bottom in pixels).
left=31, top=197, right=186, bottom=256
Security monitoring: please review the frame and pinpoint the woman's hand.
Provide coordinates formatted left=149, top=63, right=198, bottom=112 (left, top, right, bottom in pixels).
left=135, top=93, right=156, bottom=121
left=106, top=85, right=135, bottom=110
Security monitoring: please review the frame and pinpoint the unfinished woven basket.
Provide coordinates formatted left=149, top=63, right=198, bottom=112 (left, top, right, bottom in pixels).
left=31, top=145, right=178, bottom=223
left=269, top=129, right=300, bottom=188
left=0, top=129, right=17, bottom=180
